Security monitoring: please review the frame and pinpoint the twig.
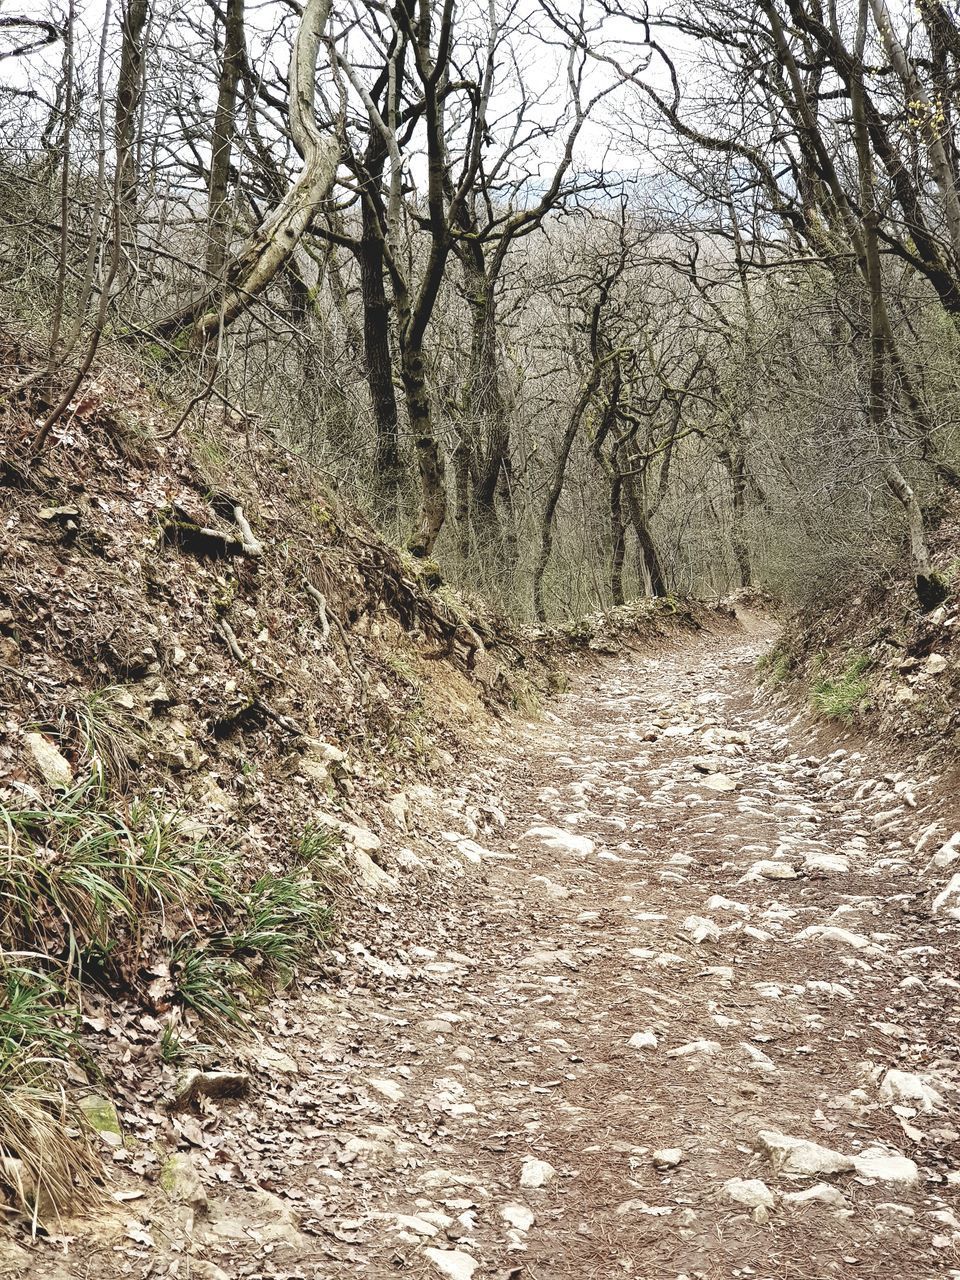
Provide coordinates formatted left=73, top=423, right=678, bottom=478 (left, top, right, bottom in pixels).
left=232, top=505, right=263, bottom=556
left=304, top=582, right=331, bottom=645
left=215, top=619, right=245, bottom=662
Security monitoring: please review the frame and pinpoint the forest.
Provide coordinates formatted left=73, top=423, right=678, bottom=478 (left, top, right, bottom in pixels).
left=3, top=6, right=960, bottom=1277
left=5, top=0, right=960, bottom=618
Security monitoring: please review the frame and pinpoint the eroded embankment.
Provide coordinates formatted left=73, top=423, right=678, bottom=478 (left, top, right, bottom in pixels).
left=8, top=618, right=960, bottom=1280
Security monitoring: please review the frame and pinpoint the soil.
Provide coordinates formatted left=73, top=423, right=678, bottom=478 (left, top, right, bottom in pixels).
left=6, top=613, right=960, bottom=1280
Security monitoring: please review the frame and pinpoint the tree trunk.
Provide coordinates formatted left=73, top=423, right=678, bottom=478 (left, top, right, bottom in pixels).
left=610, top=474, right=626, bottom=605
left=359, top=226, right=403, bottom=486
left=115, top=0, right=148, bottom=212
left=401, top=341, right=447, bottom=559
left=206, top=0, right=244, bottom=284
left=623, top=475, right=667, bottom=597
left=152, top=0, right=338, bottom=345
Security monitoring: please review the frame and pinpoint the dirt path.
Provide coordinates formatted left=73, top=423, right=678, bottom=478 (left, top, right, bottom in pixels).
left=10, top=623, right=960, bottom=1280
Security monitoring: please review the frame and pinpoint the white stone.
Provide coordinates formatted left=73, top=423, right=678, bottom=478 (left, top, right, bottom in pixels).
left=756, top=1130, right=854, bottom=1178
left=878, top=1069, right=944, bottom=1113
left=803, top=851, right=849, bottom=874
left=795, top=924, right=871, bottom=949
left=652, top=1148, right=683, bottom=1169
left=723, top=1178, right=776, bottom=1210
left=852, top=1146, right=919, bottom=1185
left=24, top=732, right=73, bottom=788
left=681, top=915, right=721, bottom=944
left=781, top=1183, right=848, bottom=1209
left=521, top=826, right=595, bottom=857
left=741, top=860, right=798, bottom=882
left=423, top=1248, right=478, bottom=1280
left=519, top=1157, right=556, bottom=1189
left=394, top=1214, right=438, bottom=1236
left=705, top=895, right=750, bottom=915
left=628, top=1031, right=658, bottom=1051
left=932, top=873, right=960, bottom=916
left=367, top=1077, right=404, bottom=1103
left=500, top=1202, right=535, bottom=1232
left=925, top=653, right=948, bottom=675
left=700, top=773, right=738, bottom=792
left=667, top=1039, right=721, bottom=1059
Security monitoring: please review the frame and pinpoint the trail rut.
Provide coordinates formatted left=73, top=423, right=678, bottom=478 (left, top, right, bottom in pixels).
left=15, top=623, right=960, bottom=1280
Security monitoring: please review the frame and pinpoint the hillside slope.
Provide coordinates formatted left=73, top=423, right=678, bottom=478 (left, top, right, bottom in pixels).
left=0, top=347, right=719, bottom=1245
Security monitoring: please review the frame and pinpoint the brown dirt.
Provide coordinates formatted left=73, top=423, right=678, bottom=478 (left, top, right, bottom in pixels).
left=6, top=616, right=960, bottom=1280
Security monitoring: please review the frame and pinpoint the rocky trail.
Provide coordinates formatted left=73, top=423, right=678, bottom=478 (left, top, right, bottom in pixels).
left=13, top=621, right=960, bottom=1280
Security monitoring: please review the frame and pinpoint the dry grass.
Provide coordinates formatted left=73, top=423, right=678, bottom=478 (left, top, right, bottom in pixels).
left=0, top=1079, right=102, bottom=1232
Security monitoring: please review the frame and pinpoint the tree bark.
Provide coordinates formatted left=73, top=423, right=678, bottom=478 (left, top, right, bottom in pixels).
left=206, top=0, right=244, bottom=285
left=152, top=0, right=338, bottom=345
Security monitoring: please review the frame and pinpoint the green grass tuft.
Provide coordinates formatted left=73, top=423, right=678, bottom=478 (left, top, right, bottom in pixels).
left=811, top=653, right=871, bottom=722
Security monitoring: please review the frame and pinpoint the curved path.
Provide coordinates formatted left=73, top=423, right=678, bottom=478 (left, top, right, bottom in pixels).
left=18, top=623, right=960, bottom=1280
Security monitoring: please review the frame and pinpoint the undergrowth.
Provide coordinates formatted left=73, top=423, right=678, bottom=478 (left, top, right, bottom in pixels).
left=810, top=652, right=872, bottom=722
left=0, top=772, right=339, bottom=1060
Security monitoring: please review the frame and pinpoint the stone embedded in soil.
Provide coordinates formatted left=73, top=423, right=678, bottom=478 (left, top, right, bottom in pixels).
left=741, top=860, right=798, bottom=881
left=681, top=915, right=721, bottom=944
left=500, top=1201, right=536, bottom=1231
left=519, top=1156, right=557, bottom=1189
left=423, top=1247, right=479, bottom=1280
left=367, top=1077, right=405, bottom=1103
left=78, top=1094, right=123, bottom=1145
left=795, top=924, right=872, bottom=949
left=171, top=1069, right=250, bottom=1111
left=24, top=731, right=73, bottom=788
left=782, top=1183, right=849, bottom=1209
left=852, top=1147, right=920, bottom=1185
left=757, top=1131, right=854, bottom=1178
left=394, top=1214, right=439, bottom=1237
left=521, top=825, right=595, bottom=857
left=667, top=1039, right=721, bottom=1059
left=652, top=1148, right=684, bottom=1169
left=700, top=772, right=738, bottom=792
left=723, top=1178, right=776, bottom=1211
left=803, top=851, right=849, bottom=874
left=159, top=1153, right=207, bottom=1213
left=878, top=1068, right=944, bottom=1112
left=628, top=1030, right=658, bottom=1050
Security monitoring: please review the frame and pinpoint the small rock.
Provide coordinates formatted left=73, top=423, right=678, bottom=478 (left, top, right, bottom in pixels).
left=756, top=1130, right=854, bottom=1178
left=742, top=860, right=798, bottom=881
left=681, top=916, right=721, bottom=944
left=423, top=1247, right=478, bottom=1280
left=852, top=1146, right=919, bottom=1185
left=652, top=1148, right=683, bottom=1169
left=795, top=924, right=871, bottom=950
left=170, top=1069, right=249, bottom=1111
left=24, top=732, right=73, bottom=788
left=782, top=1183, right=848, bottom=1209
left=78, top=1094, right=123, bottom=1145
left=500, top=1201, right=535, bottom=1231
left=700, top=773, right=737, bottom=792
left=628, top=1031, right=658, bottom=1050
left=367, top=1077, right=404, bottom=1103
left=159, top=1153, right=207, bottom=1213
left=803, top=852, right=849, bottom=875
left=723, top=1178, right=776, bottom=1211
left=189, top=1265, right=230, bottom=1280
left=394, top=1214, right=438, bottom=1237
left=253, top=1046, right=298, bottom=1075
left=666, top=1039, right=721, bottom=1059
left=878, top=1069, right=944, bottom=1113
left=519, top=1156, right=557, bottom=1189
left=0, top=1156, right=58, bottom=1225
left=521, top=826, right=595, bottom=857
left=925, top=653, right=948, bottom=675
